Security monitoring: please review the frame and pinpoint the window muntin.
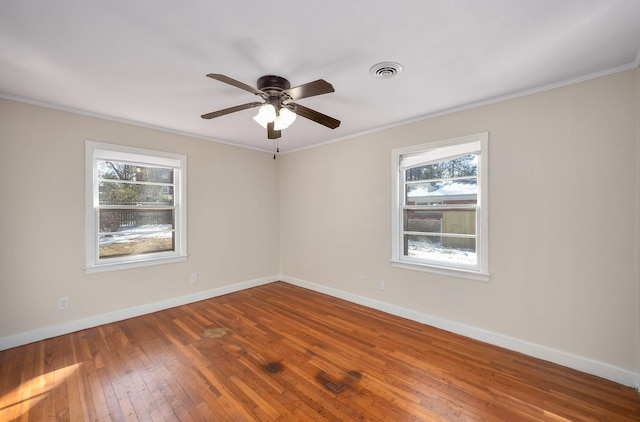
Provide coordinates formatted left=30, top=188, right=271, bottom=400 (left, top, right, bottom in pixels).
left=86, top=142, right=187, bottom=272
left=392, top=133, right=488, bottom=279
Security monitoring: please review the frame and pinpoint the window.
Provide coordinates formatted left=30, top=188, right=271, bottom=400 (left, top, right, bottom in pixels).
left=391, top=133, right=488, bottom=281
left=85, top=141, right=187, bottom=272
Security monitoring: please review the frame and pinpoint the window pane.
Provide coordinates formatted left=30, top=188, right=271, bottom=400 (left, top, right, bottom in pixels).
left=98, top=161, right=174, bottom=183
left=404, top=209, right=476, bottom=235
left=404, top=210, right=442, bottom=233
left=406, top=180, right=477, bottom=205
left=100, top=209, right=174, bottom=231
left=133, top=166, right=174, bottom=183
left=405, top=154, right=477, bottom=181
left=98, top=161, right=137, bottom=181
left=99, top=231, right=175, bottom=259
left=404, top=234, right=476, bottom=266
left=99, top=183, right=174, bottom=206
left=99, top=209, right=175, bottom=259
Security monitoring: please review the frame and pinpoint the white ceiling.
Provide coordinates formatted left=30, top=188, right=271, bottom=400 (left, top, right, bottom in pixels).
left=1, top=1, right=639, bottom=153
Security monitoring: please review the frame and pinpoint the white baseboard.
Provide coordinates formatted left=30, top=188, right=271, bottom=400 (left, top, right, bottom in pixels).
left=0, top=275, right=277, bottom=352
left=281, top=275, right=639, bottom=389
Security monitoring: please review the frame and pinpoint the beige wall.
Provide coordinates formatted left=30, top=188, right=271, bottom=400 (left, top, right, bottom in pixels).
left=636, top=67, right=640, bottom=381
left=280, top=69, right=639, bottom=373
left=0, top=99, right=280, bottom=338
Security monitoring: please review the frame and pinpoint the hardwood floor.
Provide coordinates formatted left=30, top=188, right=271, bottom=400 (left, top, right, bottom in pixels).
left=1, top=282, right=639, bottom=421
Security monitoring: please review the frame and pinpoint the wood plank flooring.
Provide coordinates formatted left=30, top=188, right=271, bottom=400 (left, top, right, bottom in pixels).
left=1, top=281, right=639, bottom=421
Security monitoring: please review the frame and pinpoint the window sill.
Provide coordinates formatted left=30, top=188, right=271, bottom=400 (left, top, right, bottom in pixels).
left=85, top=255, right=188, bottom=274
left=390, top=259, right=490, bottom=282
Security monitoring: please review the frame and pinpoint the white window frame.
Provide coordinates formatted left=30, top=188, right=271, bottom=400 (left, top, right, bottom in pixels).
left=85, top=141, right=187, bottom=273
left=391, top=132, right=489, bottom=282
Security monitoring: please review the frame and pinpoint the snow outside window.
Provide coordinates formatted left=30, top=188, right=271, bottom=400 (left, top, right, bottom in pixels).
left=391, top=133, right=489, bottom=281
left=85, top=141, right=187, bottom=273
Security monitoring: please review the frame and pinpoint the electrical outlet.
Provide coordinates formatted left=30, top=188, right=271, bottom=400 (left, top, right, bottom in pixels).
left=58, top=296, right=69, bottom=310
left=379, top=280, right=385, bottom=291
left=190, top=273, right=198, bottom=284
left=359, top=275, right=366, bottom=285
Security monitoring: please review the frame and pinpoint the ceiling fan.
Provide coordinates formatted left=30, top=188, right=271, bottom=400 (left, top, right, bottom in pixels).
left=201, top=74, right=340, bottom=140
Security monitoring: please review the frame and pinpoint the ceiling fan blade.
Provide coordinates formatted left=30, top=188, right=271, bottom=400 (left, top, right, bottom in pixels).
left=267, top=122, right=281, bottom=139
left=283, top=79, right=334, bottom=101
left=206, top=74, right=264, bottom=96
left=201, top=102, right=262, bottom=119
left=289, top=103, right=340, bottom=129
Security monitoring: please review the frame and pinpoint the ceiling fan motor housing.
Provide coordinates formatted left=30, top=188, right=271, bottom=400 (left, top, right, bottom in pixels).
left=257, top=75, right=291, bottom=92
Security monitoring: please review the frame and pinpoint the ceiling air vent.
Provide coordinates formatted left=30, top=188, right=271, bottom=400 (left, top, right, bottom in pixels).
left=369, top=62, right=403, bottom=79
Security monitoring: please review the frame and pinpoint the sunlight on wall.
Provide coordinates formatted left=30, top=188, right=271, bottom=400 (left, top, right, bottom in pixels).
left=0, top=362, right=81, bottom=420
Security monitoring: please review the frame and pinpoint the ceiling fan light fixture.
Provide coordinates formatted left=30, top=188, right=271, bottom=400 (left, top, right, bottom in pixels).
left=253, top=104, right=297, bottom=130
left=253, top=104, right=277, bottom=128
left=274, top=107, right=296, bottom=130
